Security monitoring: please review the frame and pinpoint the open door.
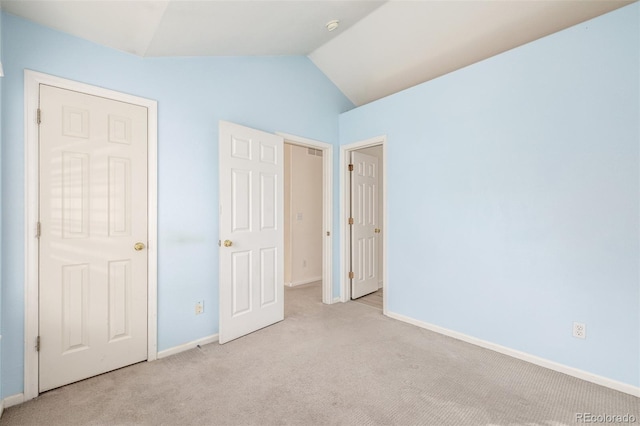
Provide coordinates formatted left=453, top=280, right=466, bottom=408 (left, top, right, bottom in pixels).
left=219, top=121, right=284, bottom=344
left=350, top=151, right=380, bottom=299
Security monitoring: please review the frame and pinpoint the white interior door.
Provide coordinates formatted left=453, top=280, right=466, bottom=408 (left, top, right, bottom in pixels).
left=350, top=151, right=380, bottom=299
left=39, top=84, right=149, bottom=392
left=219, top=121, right=284, bottom=344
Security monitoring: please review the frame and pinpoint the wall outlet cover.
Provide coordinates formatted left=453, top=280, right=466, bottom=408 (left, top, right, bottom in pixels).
left=572, top=322, right=586, bottom=339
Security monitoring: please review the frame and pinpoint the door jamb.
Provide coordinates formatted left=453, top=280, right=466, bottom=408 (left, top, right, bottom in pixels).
left=276, top=133, right=333, bottom=305
left=24, top=70, right=159, bottom=401
left=340, top=136, right=387, bottom=313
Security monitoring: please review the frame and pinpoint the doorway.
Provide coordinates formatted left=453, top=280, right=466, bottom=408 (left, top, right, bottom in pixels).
left=217, top=127, right=334, bottom=343
left=280, top=134, right=333, bottom=305
left=341, top=136, right=387, bottom=313
left=24, top=70, right=159, bottom=401
left=284, top=143, right=323, bottom=288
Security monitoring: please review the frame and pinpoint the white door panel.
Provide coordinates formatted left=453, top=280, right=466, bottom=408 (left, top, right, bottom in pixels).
left=39, top=84, right=148, bottom=392
left=219, top=121, right=284, bottom=344
left=351, top=151, right=379, bottom=299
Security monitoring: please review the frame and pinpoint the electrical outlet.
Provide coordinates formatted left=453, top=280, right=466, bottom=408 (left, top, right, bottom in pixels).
left=572, top=322, right=586, bottom=339
left=195, top=301, right=204, bottom=315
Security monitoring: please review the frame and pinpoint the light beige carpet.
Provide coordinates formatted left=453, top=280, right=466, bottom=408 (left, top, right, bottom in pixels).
left=352, top=288, right=383, bottom=310
left=2, top=282, right=638, bottom=425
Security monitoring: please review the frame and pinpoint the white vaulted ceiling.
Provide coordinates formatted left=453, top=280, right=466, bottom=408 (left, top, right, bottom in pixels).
left=0, top=0, right=386, bottom=56
left=310, top=0, right=636, bottom=105
left=1, top=0, right=635, bottom=106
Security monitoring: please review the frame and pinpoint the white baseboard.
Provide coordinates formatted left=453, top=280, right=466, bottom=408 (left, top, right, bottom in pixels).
left=157, top=334, right=219, bottom=359
left=0, top=335, right=219, bottom=411
left=4, top=393, right=25, bottom=408
left=287, top=276, right=322, bottom=287
left=386, top=311, right=640, bottom=398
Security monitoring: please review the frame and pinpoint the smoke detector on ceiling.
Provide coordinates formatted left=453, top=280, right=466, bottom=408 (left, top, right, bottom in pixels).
left=326, top=20, right=340, bottom=32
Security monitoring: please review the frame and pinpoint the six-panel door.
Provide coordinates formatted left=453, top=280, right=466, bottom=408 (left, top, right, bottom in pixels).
left=39, top=84, right=148, bottom=392
left=219, top=121, right=284, bottom=344
left=351, top=151, right=380, bottom=299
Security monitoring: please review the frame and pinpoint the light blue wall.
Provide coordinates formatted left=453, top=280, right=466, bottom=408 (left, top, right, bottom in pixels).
left=0, top=12, right=353, bottom=396
left=340, top=3, right=639, bottom=387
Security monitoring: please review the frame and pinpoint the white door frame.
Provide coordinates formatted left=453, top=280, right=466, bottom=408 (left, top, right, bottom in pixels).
left=24, top=70, right=159, bottom=401
left=340, top=136, right=387, bottom=313
left=277, top=133, right=333, bottom=305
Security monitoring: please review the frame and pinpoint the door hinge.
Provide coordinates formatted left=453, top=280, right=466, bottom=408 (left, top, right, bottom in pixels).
left=348, top=164, right=354, bottom=172
left=37, top=108, right=42, bottom=125
left=348, top=271, right=354, bottom=279
left=348, top=217, right=354, bottom=225
left=36, top=336, right=41, bottom=352
left=36, top=222, right=41, bottom=239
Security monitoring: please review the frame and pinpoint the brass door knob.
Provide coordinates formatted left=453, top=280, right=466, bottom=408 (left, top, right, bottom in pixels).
left=134, top=242, right=146, bottom=251
left=374, top=228, right=381, bottom=234
left=223, top=240, right=233, bottom=247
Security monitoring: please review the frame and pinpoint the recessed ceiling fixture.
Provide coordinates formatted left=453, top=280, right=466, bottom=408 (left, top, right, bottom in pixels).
left=326, top=20, right=340, bottom=32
